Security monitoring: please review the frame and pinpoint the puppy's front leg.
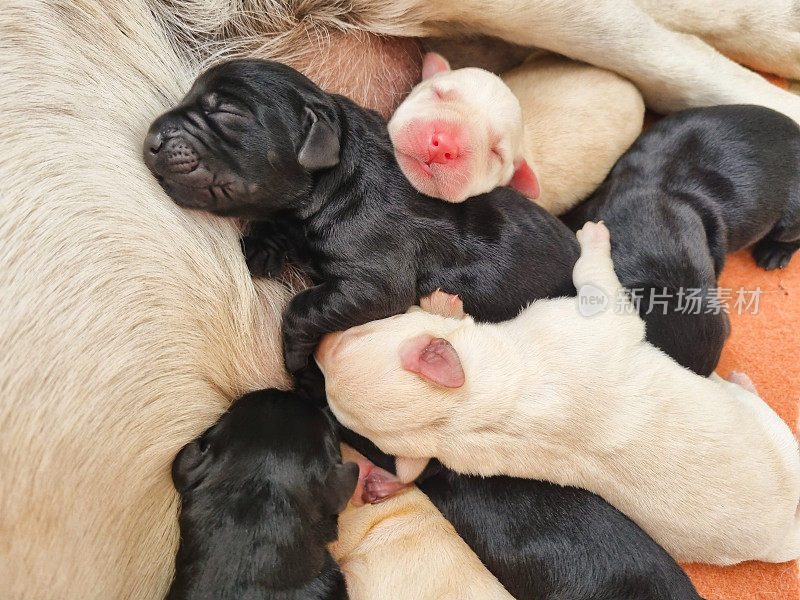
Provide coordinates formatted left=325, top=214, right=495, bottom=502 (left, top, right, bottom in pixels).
left=282, top=281, right=414, bottom=373
left=573, top=222, right=645, bottom=339
left=573, top=222, right=620, bottom=296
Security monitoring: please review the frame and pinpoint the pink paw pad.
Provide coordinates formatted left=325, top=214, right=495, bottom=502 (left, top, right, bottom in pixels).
left=727, top=370, right=758, bottom=394
left=420, top=289, right=467, bottom=319
left=577, top=221, right=611, bottom=248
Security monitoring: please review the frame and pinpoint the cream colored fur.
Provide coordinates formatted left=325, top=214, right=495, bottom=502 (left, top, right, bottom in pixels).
left=636, top=0, right=800, bottom=79
left=4, top=0, right=800, bottom=596
left=503, top=54, right=645, bottom=214
left=0, top=2, right=296, bottom=598
left=331, top=446, right=515, bottom=600
left=388, top=65, right=527, bottom=202
left=388, top=0, right=800, bottom=124
left=320, top=223, right=800, bottom=566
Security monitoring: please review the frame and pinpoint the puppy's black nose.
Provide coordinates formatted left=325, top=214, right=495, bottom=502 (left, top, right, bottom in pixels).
left=145, top=130, right=164, bottom=154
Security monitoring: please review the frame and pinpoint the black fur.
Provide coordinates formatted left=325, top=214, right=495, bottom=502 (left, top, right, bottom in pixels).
left=342, top=432, right=703, bottom=600
left=168, top=390, right=358, bottom=600
left=563, top=105, right=800, bottom=375
left=143, top=59, right=579, bottom=376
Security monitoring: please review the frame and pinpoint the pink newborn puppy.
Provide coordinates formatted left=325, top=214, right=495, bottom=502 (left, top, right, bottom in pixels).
left=316, top=222, right=800, bottom=566
left=388, top=52, right=540, bottom=203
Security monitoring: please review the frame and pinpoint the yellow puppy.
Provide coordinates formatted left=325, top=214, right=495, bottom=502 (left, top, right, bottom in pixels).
left=331, top=446, right=515, bottom=600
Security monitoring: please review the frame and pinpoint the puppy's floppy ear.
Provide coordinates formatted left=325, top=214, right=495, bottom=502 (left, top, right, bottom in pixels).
left=323, top=462, right=359, bottom=514
left=399, top=334, right=465, bottom=388
left=298, top=106, right=340, bottom=170
left=422, top=52, right=451, bottom=80
left=509, top=158, right=540, bottom=199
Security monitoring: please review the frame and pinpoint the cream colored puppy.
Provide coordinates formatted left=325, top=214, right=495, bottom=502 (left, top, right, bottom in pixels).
left=389, top=52, right=644, bottom=213
left=331, top=446, right=515, bottom=600
left=388, top=53, right=533, bottom=203
left=317, top=222, right=800, bottom=566
left=503, top=53, right=645, bottom=214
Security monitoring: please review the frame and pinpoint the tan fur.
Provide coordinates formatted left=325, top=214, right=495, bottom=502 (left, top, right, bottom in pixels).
left=503, top=54, right=645, bottom=214
left=636, top=0, right=800, bottom=79
left=332, top=446, right=515, bottom=600
left=319, top=223, right=800, bottom=566
left=5, top=0, right=800, bottom=596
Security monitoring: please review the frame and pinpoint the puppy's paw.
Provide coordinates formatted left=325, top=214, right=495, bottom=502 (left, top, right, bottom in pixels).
left=576, top=221, right=611, bottom=253
left=727, top=370, right=758, bottom=395
left=283, top=341, right=310, bottom=375
left=420, top=289, right=466, bottom=319
left=753, top=239, right=799, bottom=271
left=242, top=235, right=286, bottom=278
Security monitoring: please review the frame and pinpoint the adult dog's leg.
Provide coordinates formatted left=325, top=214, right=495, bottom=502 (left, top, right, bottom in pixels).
left=387, top=0, right=800, bottom=122
left=636, top=0, right=800, bottom=79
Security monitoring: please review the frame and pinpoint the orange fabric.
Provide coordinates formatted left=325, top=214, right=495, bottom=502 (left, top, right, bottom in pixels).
left=673, top=71, right=799, bottom=599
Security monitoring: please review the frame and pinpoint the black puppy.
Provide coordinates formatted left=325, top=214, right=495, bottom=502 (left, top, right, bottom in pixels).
left=423, top=472, right=705, bottom=600
left=168, top=389, right=359, bottom=600
left=143, top=59, right=579, bottom=375
left=564, top=105, right=800, bottom=375
left=346, top=433, right=704, bottom=600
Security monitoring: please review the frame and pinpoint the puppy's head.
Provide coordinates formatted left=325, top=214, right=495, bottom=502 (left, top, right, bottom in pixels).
left=144, top=59, right=341, bottom=218
left=172, top=389, right=358, bottom=587
left=315, top=306, right=492, bottom=461
left=388, top=53, right=538, bottom=203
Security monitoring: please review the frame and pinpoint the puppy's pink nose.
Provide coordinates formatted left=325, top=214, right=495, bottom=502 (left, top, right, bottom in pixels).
left=427, top=131, right=459, bottom=164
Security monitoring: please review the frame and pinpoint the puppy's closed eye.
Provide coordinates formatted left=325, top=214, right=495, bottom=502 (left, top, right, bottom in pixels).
left=207, top=105, right=251, bottom=132
left=200, top=93, right=218, bottom=114
left=431, top=87, right=457, bottom=102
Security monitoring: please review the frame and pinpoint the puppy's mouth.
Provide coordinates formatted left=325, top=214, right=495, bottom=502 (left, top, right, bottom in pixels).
left=349, top=456, right=410, bottom=506
left=395, top=152, right=470, bottom=202
left=143, top=133, right=244, bottom=211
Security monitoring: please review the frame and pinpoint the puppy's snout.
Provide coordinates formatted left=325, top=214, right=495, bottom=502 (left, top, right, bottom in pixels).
left=143, top=113, right=200, bottom=178
left=143, top=131, right=199, bottom=176
left=427, top=131, right=459, bottom=164
left=159, top=137, right=199, bottom=174
left=315, top=326, right=371, bottom=373
left=172, top=440, right=209, bottom=492
left=145, top=130, right=164, bottom=155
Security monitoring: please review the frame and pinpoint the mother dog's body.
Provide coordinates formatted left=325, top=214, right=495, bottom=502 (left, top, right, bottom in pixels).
left=4, top=0, right=800, bottom=598
left=0, top=2, right=297, bottom=597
